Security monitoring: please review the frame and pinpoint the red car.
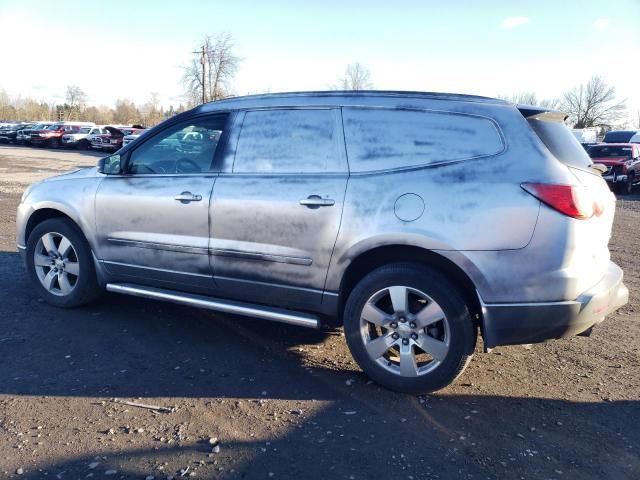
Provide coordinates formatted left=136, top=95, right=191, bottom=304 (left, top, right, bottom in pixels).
left=588, top=143, right=640, bottom=194
left=30, top=122, right=95, bottom=148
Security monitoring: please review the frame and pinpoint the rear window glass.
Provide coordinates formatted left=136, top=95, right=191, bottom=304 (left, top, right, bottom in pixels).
left=528, top=119, right=593, bottom=169
left=587, top=146, right=633, bottom=158
left=342, top=108, right=504, bottom=172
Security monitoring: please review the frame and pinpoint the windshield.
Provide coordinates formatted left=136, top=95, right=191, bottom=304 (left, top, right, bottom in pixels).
left=79, top=127, right=91, bottom=133
left=588, top=146, right=633, bottom=159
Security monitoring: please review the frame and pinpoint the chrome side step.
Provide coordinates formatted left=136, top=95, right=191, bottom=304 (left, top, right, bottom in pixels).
left=106, top=283, right=320, bottom=329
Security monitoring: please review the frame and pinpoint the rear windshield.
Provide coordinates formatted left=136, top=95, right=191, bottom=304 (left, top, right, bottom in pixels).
left=528, top=118, right=593, bottom=169
left=588, top=145, right=633, bottom=159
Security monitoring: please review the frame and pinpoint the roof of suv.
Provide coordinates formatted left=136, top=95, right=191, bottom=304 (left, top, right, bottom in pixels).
left=199, top=90, right=510, bottom=112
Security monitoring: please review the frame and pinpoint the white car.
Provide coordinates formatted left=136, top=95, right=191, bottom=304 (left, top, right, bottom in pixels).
left=62, top=126, right=109, bottom=149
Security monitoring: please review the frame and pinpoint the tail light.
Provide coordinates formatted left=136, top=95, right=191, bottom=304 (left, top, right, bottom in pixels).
left=521, top=183, right=605, bottom=219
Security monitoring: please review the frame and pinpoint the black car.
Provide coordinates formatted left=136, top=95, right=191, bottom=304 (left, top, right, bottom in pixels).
left=602, top=130, right=640, bottom=143
left=0, top=124, right=24, bottom=143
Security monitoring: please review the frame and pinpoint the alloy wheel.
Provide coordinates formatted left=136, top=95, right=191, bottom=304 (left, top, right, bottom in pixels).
left=33, top=232, right=80, bottom=296
left=359, top=286, right=450, bottom=377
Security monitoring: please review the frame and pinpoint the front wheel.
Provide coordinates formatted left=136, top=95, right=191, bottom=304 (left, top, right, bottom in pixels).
left=344, top=263, right=476, bottom=393
left=26, top=218, right=101, bottom=308
left=623, top=173, right=635, bottom=195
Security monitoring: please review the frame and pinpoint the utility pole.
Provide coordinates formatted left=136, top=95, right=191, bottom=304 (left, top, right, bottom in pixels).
left=193, top=45, right=207, bottom=104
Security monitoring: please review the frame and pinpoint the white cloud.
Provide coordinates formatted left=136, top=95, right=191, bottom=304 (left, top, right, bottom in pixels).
left=593, top=18, right=610, bottom=29
left=501, top=16, right=530, bottom=29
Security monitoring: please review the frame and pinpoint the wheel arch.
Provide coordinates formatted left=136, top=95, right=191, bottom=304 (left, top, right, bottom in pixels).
left=25, top=207, right=81, bottom=244
left=336, top=245, right=484, bottom=335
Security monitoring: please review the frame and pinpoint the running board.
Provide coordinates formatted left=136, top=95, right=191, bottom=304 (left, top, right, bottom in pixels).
left=106, top=283, right=320, bottom=329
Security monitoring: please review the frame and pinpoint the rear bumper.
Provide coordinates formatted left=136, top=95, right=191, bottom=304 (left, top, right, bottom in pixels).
left=481, top=261, right=628, bottom=348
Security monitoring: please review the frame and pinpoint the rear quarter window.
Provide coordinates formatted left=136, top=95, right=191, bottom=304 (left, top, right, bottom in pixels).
left=342, top=108, right=504, bottom=172
left=528, top=119, right=593, bottom=169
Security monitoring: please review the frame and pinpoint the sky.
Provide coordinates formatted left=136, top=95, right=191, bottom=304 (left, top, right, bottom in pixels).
left=0, top=0, right=639, bottom=121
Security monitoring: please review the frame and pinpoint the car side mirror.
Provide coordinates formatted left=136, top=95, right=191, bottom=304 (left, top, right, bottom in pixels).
left=98, top=154, right=122, bottom=175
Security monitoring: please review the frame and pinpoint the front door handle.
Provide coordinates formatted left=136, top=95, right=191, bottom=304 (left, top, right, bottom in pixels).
left=174, top=192, right=202, bottom=203
left=299, top=195, right=335, bottom=208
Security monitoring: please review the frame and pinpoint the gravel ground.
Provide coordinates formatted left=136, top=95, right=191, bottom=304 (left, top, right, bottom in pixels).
left=0, top=145, right=638, bottom=480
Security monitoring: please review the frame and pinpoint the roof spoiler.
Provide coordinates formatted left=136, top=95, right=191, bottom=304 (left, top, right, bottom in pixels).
left=517, top=104, right=568, bottom=122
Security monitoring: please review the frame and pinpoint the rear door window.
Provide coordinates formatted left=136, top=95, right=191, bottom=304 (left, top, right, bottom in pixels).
left=342, top=107, right=504, bottom=172
left=233, top=109, right=344, bottom=173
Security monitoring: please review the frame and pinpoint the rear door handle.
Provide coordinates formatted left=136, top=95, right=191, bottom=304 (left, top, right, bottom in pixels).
left=299, top=195, right=335, bottom=208
left=174, top=192, right=202, bottom=203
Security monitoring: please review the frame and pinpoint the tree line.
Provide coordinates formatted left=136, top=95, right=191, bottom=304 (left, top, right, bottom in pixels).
left=0, top=86, right=190, bottom=126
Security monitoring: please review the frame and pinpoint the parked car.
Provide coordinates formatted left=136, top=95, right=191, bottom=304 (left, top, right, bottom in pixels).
left=602, top=130, right=640, bottom=143
left=91, top=125, right=132, bottom=150
left=62, top=125, right=109, bottom=149
left=588, top=143, right=640, bottom=194
left=0, top=123, right=28, bottom=143
left=16, top=91, right=628, bottom=393
left=17, top=122, right=51, bottom=144
left=100, top=126, right=146, bottom=152
left=121, top=128, right=148, bottom=147
left=31, top=122, right=95, bottom=148
left=571, top=127, right=597, bottom=144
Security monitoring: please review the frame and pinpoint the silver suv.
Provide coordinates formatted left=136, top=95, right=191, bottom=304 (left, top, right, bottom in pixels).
left=16, top=91, right=629, bottom=393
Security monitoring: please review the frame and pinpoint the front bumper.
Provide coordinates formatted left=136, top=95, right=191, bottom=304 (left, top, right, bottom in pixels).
left=603, top=174, right=627, bottom=183
left=481, top=261, right=629, bottom=348
left=18, top=244, right=26, bottom=264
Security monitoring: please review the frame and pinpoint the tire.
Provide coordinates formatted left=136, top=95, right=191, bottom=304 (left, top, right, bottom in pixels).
left=344, top=263, right=476, bottom=393
left=78, top=139, right=90, bottom=150
left=26, top=218, right=101, bottom=308
left=623, top=173, right=635, bottom=195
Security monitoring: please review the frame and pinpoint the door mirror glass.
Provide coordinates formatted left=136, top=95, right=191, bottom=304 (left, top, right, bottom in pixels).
left=99, top=154, right=122, bottom=175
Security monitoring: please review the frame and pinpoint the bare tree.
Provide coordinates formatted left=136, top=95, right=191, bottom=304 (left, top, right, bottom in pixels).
left=182, top=33, right=241, bottom=105
left=336, top=63, right=374, bottom=91
left=561, top=75, right=626, bottom=129
left=139, top=92, right=165, bottom=127
left=498, top=91, right=561, bottom=109
left=64, top=85, right=87, bottom=120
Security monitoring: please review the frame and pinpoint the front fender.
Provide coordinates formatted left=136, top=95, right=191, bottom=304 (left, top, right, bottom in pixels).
left=16, top=177, right=103, bottom=254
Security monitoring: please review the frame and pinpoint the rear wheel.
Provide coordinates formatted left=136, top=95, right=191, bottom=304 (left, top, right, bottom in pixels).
left=26, top=218, right=101, bottom=308
left=343, top=263, right=476, bottom=393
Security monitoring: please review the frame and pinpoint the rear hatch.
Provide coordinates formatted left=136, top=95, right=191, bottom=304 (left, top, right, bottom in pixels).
left=522, top=107, right=615, bottom=292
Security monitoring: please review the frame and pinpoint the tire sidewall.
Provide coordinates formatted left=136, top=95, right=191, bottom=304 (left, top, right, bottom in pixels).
left=26, top=218, right=97, bottom=308
left=344, top=263, right=476, bottom=393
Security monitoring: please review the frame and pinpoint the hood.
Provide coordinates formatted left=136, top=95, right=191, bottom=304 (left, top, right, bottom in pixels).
left=591, top=157, right=631, bottom=165
left=44, top=166, right=99, bottom=182
left=104, top=126, right=125, bottom=138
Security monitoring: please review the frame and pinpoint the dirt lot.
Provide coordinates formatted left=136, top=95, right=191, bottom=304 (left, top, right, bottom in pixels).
left=0, top=144, right=638, bottom=480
